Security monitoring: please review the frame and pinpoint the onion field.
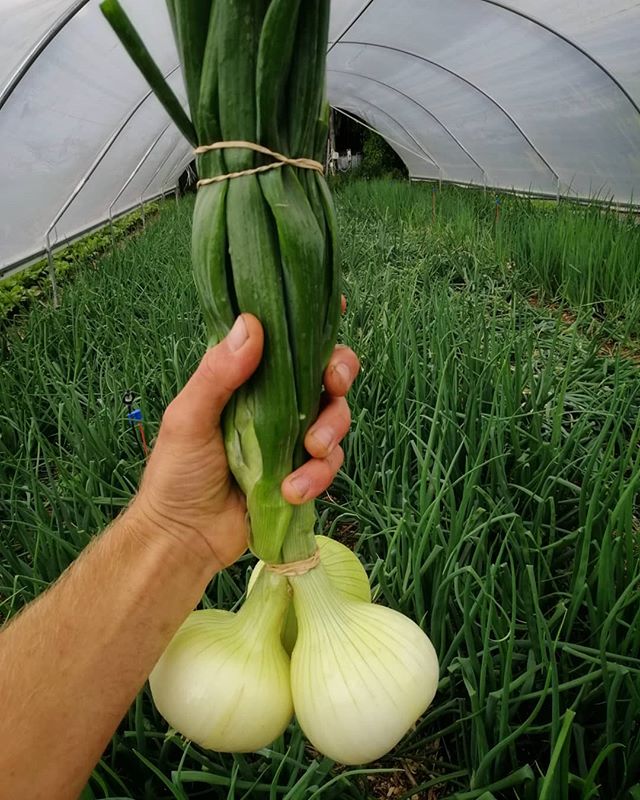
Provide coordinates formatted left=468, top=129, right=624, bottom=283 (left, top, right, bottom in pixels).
left=2, top=180, right=640, bottom=799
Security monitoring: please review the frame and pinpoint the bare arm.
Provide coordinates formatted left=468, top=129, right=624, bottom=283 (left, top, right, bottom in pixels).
left=0, top=313, right=359, bottom=800
left=0, top=507, right=214, bottom=800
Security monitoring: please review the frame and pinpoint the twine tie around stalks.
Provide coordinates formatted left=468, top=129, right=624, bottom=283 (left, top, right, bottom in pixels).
left=194, top=140, right=324, bottom=188
left=266, top=549, right=321, bottom=578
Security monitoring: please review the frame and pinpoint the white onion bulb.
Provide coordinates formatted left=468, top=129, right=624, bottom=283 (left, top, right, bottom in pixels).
left=290, top=564, right=439, bottom=765
left=150, top=570, right=293, bottom=753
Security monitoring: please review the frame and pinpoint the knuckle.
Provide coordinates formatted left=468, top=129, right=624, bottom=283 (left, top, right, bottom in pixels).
left=199, top=348, right=221, bottom=383
left=161, top=399, right=183, bottom=435
left=311, top=458, right=331, bottom=484
left=345, top=351, right=360, bottom=376
left=340, top=399, right=352, bottom=429
left=328, top=444, right=344, bottom=472
left=326, top=398, right=350, bottom=436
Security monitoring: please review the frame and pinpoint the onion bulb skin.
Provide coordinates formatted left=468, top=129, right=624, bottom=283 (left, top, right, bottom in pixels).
left=150, top=570, right=293, bottom=753
left=289, top=564, right=439, bottom=765
left=248, top=535, right=371, bottom=652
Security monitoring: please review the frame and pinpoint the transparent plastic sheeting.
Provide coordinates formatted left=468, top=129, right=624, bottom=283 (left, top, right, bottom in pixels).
left=0, top=0, right=192, bottom=274
left=2, top=1, right=640, bottom=274
left=329, top=0, right=640, bottom=200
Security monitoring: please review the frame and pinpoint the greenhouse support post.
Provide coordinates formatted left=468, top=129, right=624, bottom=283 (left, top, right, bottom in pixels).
left=139, top=139, right=184, bottom=226
left=45, top=247, right=60, bottom=309
left=108, top=124, right=171, bottom=243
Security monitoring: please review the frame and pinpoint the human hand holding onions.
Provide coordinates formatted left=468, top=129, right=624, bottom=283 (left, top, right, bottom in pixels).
left=133, top=310, right=358, bottom=574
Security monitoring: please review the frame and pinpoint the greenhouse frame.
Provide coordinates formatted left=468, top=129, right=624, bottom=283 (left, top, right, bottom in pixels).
left=2, top=0, right=640, bottom=276
left=3, top=2, right=640, bottom=798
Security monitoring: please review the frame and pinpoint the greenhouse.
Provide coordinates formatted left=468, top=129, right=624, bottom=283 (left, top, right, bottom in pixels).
left=1, top=1, right=640, bottom=798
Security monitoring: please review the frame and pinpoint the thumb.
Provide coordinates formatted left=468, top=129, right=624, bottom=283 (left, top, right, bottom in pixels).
left=173, top=314, right=264, bottom=426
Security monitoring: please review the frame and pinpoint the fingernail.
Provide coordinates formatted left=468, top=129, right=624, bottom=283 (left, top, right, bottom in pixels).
left=227, top=317, right=248, bottom=352
left=335, top=362, right=351, bottom=386
left=288, top=475, right=310, bottom=500
left=311, top=427, right=334, bottom=452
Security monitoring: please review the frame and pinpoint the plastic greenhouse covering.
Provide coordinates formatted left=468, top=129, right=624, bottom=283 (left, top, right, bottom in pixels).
left=1, top=0, right=640, bottom=276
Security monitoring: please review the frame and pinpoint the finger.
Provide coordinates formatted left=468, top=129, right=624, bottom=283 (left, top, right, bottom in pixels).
left=341, top=294, right=347, bottom=315
left=281, top=446, right=345, bottom=505
left=165, top=314, right=264, bottom=431
left=305, top=396, right=351, bottom=458
left=323, top=345, right=361, bottom=397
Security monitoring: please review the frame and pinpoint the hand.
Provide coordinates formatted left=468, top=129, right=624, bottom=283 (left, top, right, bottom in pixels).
left=132, top=312, right=360, bottom=573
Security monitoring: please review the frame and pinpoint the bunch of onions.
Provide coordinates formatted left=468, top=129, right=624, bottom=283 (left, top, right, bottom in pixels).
left=102, top=0, right=439, bottom=765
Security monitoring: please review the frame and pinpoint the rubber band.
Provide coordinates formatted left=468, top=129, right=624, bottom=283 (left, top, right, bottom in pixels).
left=194, top=140, right=324, bottom=188
left=266, top=549, right=321, bottom=578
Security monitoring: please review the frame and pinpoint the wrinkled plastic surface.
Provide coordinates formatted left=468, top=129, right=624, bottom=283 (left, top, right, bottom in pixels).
left=2, top=0, right=639, bottom=273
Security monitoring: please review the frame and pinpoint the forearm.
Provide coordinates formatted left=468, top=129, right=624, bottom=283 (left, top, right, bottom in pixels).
left=0, top=505, right=217, bottom=800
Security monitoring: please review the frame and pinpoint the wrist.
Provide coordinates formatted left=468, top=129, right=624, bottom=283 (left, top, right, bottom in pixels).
left=123, top=496, right=223, bottom=582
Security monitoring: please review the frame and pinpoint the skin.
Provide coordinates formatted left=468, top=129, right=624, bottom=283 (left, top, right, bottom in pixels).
left=0, top=312, right=359, bottom=800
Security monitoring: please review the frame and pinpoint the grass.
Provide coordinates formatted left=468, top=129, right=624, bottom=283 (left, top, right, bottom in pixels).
left=339, top=180, right=640, bottom=339
left=0, top=202, right=160, bottom=322
left=1, top=180, right=640, bottom=798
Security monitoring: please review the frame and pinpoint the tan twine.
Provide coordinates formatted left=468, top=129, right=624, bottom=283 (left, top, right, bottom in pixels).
left=266, top=548, right=321, bottom=578
left=194, top=140, right=324, bottom=188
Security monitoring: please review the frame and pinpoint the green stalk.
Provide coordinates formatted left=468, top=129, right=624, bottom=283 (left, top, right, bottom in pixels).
left=285, top=0, right=331, bottom=157
left=191, top=181, right=234, bottom=344
left=223, top=178, right=299, bottom=563
left=216, top=0, right=269, bottom=172
left=169, top=1, right=213, bottom=133
left=103, top=0, right=340, bottom=564
left=164, top=1, right=179, bottom=45
left=316, top=176, right=342, bottom=363
left=257, top=0, right=303, bottom=153
left=100, top=0, right=197, bottom=147
left=197, top=1, right=224, bottom=176
left=286, top=3, right=320, bottom=157
left=259, top=168, right=325, bottom=464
